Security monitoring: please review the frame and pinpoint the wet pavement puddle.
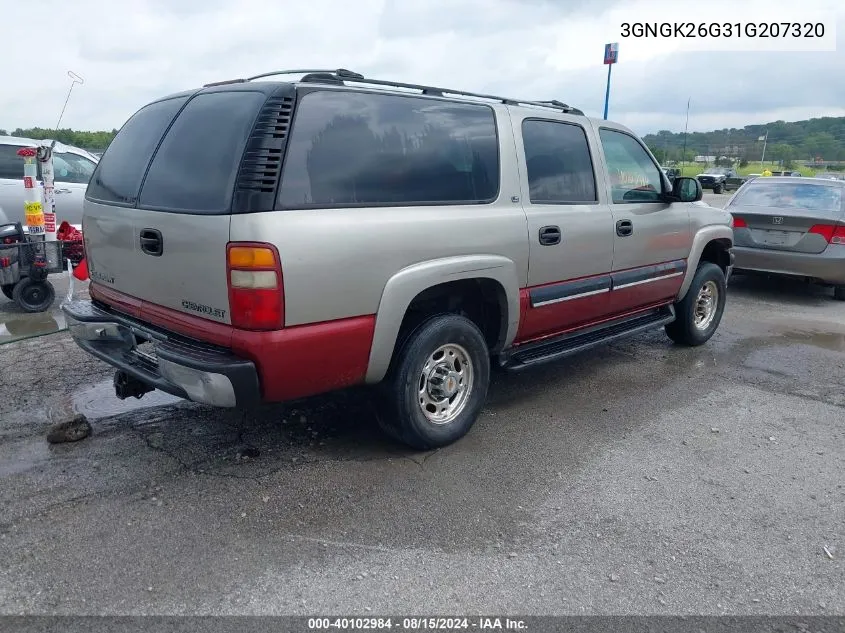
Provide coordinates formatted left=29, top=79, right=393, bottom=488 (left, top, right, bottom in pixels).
left=0, top=311, right=66, bottom=344
left=776, top=330, right=845, bottom=352
left=50, top=379, right=185, bottom=423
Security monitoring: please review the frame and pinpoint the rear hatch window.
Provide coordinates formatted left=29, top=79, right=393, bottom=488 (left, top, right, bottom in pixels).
left=87, top=90, right=266, bottom=213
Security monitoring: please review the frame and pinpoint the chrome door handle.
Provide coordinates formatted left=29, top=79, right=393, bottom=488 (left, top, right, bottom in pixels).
left=55, top=188, right=72, bottom=194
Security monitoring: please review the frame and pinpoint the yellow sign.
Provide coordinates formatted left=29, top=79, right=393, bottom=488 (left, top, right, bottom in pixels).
left=25, top=200, right=45, bottom=227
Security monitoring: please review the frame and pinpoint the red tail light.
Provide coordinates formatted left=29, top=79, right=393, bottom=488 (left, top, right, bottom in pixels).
left=731, top=216, right=747, bottom=228
left=226, top=242, right=284, bottom=331
left=808, top=224, right=845, bottom=244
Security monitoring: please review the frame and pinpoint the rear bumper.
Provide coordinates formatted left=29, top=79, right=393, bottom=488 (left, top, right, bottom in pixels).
left=62, top=299, right=261, bottom=408
left=733, top=246, right=845, bottom=286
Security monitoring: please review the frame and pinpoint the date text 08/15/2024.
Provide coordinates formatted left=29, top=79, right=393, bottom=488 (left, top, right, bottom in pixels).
left=307, top=617, right=528, bottom=630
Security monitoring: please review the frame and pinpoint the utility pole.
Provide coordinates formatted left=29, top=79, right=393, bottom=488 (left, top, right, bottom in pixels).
left=760, top=130, right=769, bottom=166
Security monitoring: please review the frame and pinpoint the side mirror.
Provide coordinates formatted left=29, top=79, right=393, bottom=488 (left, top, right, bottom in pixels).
left=672, top=177, right=702, bottom=202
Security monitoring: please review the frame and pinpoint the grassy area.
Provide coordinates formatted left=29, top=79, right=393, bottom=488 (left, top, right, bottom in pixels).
left=677, top=162, right=818, bottom=178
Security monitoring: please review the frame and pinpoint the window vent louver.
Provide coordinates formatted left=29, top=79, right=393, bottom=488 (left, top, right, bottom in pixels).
left=236, top=96, right=293, bottom=196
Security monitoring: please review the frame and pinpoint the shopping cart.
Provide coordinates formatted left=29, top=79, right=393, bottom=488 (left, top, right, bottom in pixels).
left=0, top=222, right=83, bottom=313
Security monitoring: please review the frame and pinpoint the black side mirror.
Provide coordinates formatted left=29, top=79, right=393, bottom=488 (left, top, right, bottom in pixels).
left=672, top=177, right=703, bottom=202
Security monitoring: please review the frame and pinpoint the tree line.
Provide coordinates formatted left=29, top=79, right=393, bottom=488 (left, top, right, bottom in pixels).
left=0, top=127, right=117, bottom=152
left=642, top=116, right=845, bottom=168
left=5, top=114, right=845, bottom=167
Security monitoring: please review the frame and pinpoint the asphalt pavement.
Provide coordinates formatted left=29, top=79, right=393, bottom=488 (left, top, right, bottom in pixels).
left=0, top=193, right=843, bottom=616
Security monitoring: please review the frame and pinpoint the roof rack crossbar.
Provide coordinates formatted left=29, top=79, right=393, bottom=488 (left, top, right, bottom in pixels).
left=241, top=68, right=582, bottom=115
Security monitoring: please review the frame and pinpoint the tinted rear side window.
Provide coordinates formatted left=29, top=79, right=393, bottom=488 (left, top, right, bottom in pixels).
left=86, top=96, right=188, bottom=205
left=522, top=119, right=596, bottom=204
left=139, top=91, right=266, bottom=214
left=279, top=90, right=499, bottom=208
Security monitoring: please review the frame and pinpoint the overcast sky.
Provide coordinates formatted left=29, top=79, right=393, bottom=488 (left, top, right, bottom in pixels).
left=2, top=0, right=843, bottom=136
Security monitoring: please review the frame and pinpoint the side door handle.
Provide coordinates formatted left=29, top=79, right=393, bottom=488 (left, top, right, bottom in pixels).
left=139, top=228, right=163, bottom=256
left=54, top=188, right=72, bottom=194
left=616, top=219, right=634, bottom=237
left=538, top=225, right=561, bottom=246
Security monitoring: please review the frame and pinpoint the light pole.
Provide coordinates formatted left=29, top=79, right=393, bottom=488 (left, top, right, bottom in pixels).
left=602, top=43, right=618, bottom=120
left=681, top=98, right=690, bottom=168
left=55, top=71, right=84, bottom=131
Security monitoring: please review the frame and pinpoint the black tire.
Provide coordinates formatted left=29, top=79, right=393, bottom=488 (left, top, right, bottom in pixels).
left=834, top=286, right=845, bottom=301
left=1, top=284, right=14, bottom=301
left=12, top=278, right=56, bottom=313
left=665, top=262, right=727, bottom=346
left=377, top=314, right=490, bottom=450
left=713, top=183, right=723, bottom=194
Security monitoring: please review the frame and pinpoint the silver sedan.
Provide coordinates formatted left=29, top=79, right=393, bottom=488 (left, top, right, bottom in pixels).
left=727, top=177, right=845, bottom=300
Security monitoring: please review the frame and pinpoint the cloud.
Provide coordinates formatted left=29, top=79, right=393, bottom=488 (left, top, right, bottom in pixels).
left=0, top=0, right=843, bottom=137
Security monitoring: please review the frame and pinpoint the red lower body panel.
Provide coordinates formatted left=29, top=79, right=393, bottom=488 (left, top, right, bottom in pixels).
left=514, top=260, right=686, bottom=345
left=89, top=284, right=375, bottom=402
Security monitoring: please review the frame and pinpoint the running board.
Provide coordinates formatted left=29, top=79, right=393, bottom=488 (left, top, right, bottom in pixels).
left=500, top=305, right=676, bottom=371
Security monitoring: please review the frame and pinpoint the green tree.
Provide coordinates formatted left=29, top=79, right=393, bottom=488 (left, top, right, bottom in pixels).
left=802, top=133, right=837, bottom=160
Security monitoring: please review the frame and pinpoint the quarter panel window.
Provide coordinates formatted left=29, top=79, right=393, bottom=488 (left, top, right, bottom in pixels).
left=599, top=128, right=663, bottom=203
left=279, top=90, right=500, bottom=207
left=521, top=119, right=597, bottom=204
left=86, top=96, right=189, bottom=205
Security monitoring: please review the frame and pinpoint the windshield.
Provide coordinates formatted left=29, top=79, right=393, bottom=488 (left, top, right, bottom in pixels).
left=731, top=181, right=843, bottom=214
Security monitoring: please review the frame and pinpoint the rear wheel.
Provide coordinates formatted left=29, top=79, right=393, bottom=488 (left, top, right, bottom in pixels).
left=12, top=278, right=56, bottom=313
left=834, top=286, right=845, bottom=301
left=665, top=263, right=726, bottom=346
left=377, top=314, right=490, bottom=450
left=1, top=284, right=14, bottom=301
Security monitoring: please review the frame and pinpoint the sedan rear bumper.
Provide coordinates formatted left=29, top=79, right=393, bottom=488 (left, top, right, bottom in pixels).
left=732, top=245, right=845, bottom=286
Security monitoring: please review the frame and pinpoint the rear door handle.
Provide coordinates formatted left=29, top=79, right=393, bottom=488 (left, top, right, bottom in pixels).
left=539, top=225, right=561, bottom=246
left=616, top=219, right=633, bottom=237
left=55, top=188, right=72, bottom=194
left=139, top=228, right=163, bottom=256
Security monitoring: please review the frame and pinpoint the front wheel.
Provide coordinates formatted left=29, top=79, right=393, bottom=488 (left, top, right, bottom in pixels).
left=377, top=314, right=491, bottom=450
left=665, top=263, right=727, bottom=346
left=713, top=183, right=723, bottom=194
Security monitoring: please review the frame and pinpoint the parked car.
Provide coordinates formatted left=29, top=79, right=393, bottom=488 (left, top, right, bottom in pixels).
left=63, top=69, right=735, bottom=449
left=661, top=166, right=681, bottom=183
left=728, top=176, right=845, bottom=300
left=0, top=136, right=99, bottom=228
left=696, top=167, right=747, bottom=194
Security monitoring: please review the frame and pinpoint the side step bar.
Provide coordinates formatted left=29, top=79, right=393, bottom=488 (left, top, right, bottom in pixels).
left=499, top=305, right=676, bottom=371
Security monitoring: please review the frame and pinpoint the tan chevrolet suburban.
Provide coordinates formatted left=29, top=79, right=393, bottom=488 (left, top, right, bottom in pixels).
left=63, top=68, right=735, bottom=449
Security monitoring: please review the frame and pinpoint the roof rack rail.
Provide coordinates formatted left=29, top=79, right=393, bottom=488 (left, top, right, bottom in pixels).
left=240, top=68, right=583, bottom=115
